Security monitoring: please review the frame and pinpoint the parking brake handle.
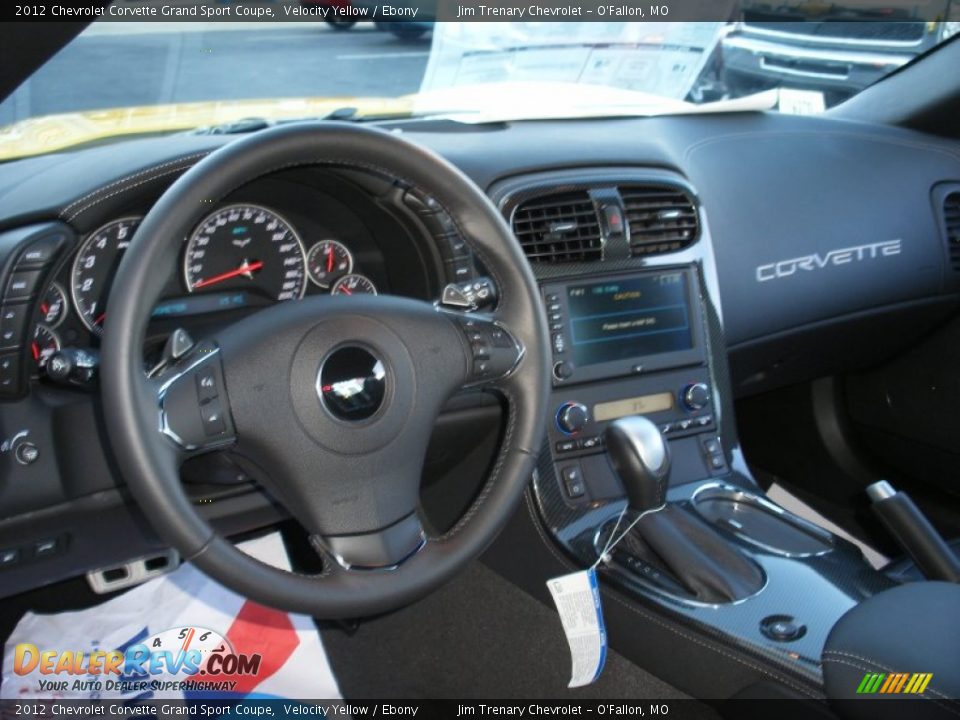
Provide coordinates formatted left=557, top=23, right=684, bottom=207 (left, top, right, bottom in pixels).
left=867, top=480, right=960, bottom=583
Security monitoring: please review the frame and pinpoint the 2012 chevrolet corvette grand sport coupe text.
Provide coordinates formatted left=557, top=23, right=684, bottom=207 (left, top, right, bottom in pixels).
left=0, top=8, right=959, bottom=720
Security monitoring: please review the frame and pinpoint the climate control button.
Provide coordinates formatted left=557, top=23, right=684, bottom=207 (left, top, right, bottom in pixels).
left=556, top=401, right=589, bottom=435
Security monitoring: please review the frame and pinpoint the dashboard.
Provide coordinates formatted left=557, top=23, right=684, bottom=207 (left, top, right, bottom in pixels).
left=0, top=110, right=959, bottom=602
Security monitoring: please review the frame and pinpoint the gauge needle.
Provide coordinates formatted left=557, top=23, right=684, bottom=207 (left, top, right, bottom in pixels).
left=193, top=260, right=264, bottom=289
left=327, top=250, right=334, bottom=273
left=31, top=343, right=40, bottom=361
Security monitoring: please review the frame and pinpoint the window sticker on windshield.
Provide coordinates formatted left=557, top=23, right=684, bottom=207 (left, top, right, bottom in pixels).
left=546, top=568, right=608, bottom=688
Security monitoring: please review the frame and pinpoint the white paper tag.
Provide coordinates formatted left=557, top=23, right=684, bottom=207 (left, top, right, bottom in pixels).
left=546, top=567, right=607, bottom=688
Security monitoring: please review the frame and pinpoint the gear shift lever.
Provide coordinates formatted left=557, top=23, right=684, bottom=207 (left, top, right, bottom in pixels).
left=604, top=416, right=670, bottom=512
left=602, top=415, right=764, bottom=603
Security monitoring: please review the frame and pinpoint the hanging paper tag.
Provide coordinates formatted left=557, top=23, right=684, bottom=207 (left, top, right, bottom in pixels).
left=546, top=567, right=607, bottom=688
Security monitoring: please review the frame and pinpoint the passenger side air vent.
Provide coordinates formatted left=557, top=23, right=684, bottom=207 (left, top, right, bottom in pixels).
left=945, top=191, right=960, bottom=271
left=620, top=185, right=699, bottom=256
left=511, top=191, right=603, bottom=263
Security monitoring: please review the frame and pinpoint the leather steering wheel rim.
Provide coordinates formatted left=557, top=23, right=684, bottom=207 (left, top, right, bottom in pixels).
left=100, top=122, right=550, bottom=618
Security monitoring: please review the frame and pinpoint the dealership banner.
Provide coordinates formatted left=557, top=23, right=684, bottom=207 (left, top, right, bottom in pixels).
left=2, top=0, right=954, bottom=22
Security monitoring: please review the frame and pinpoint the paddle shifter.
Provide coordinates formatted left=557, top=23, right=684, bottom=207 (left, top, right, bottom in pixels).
left=602, top=416, right=764, bottom=603
left=604, top=415, right=670, bottom=513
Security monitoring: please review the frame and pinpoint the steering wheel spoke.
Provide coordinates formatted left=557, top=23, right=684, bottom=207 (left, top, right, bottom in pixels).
left=314, top=511, right=426, bottom=571
left=445, top=310, right=525, bottom=390
left=154, top=340, right=237, bottom=455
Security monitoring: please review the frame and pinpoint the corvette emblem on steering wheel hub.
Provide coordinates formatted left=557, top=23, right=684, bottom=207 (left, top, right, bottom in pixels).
left=317, top=345, right=387, bottom=422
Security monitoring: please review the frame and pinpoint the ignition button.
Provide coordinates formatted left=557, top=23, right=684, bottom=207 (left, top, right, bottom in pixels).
left=760, top=615, right=806, bottom=642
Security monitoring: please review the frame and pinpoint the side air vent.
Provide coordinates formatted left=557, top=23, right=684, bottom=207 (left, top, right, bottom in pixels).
left=511, top=191, right=603, bottom=263
left=945, top=191, right=960, bottom=271
left=620, top=185, right=699, bottom=256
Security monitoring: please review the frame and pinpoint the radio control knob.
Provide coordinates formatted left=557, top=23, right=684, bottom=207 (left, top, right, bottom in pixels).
left=682, top=383, right=710, bottom=411
left=556, top=402, right=589, bottom=435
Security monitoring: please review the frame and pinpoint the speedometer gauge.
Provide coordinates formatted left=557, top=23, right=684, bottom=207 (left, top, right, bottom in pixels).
left=184, top=204, right=306, bottom=301
left=71, top=217, right=141, bottom=335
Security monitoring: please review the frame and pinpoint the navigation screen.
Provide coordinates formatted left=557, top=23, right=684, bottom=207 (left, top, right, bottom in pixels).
left=567, top=272, right=693, bottom=367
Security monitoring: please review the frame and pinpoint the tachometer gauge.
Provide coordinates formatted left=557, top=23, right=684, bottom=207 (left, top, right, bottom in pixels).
left=331, top=274, right=377, bottom=296
left=39, top=283, right=68, bottom=327
left=306, top=239, right=353, bottom=287
left=184, top=204, right=306, bottom=301
left=31, top=325, right=60, bottom=369
left=71, top=217, right=141, bottom=335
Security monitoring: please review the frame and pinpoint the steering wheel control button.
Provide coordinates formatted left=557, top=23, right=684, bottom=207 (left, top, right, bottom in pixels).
left=318, top=346, right=386, bottom=422
left=159, top=346, right=234, bottom=450
left=196, top=369, right=219, bottom=403
left=200, top=399, right=227, bottom=437
left=561, top=465, right=587, bottom=500
left=0, top=353, right=21, bottom=395
left=682, top=382, right=711, bottom=411
left=760, top=615, right=806, bottom=642
left=455, top=316, right=522, bottom=385
left=17, top=233, right=66, bottom=268
left=556, top=401, right=589, bottom=435
left=5, top=270, right=43, bottom=301
left=0, top=303, right=28, bottom=350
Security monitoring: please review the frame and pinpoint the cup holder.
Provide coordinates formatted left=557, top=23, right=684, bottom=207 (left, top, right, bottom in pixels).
left=692, top=484, right=834, bottom=557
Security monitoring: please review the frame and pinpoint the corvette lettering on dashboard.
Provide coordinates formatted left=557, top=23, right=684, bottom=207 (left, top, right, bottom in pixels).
left=755, top=239, right=902, bottom=283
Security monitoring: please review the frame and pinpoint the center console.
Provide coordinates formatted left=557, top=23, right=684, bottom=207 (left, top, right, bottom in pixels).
left=489, top=168, right=894, bottom=694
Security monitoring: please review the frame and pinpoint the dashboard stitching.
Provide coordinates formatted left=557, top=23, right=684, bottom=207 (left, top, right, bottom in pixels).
left=60, top=151, right=212, bottom=222
left=821, top=656, right=959, bottom=712
left=521, top=489, right=824, bottom=699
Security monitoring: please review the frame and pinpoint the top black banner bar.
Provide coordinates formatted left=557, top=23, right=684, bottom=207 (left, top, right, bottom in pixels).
left=4, top=0, right=952, bottom=23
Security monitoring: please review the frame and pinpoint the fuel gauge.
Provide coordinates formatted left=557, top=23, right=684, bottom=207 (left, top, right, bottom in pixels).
left=331, top=274, right=377, bottom=296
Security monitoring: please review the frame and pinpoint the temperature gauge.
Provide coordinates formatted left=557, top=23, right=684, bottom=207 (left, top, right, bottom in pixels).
left=32, top=324, right=61, bottom=370
left=331, top=274, right=377, bottom=296
left=39, top=283, right=68, bottom=327
left=307, top=239, right=353, bottom=288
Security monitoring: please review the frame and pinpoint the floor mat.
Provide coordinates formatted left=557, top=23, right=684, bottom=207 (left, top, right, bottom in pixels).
left=767, top=482, right=889, bottom=569
left=1, top=533, right=340, bottom=700
left=320, top=562, right=705, bottom=703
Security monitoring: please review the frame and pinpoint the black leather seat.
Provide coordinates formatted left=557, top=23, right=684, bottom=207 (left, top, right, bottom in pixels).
left=822, top=581, right=960, bottom=719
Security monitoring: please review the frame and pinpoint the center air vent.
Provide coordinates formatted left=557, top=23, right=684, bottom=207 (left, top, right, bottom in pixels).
left=945, top=191, right=960, bottom=271
left=620, top=185, right=699, bottom=256
left=511, top=191, right=603, bottom=263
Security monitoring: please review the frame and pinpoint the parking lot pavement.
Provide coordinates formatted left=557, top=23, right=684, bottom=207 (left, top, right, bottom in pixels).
left=0, top=21, right=432, bottom=127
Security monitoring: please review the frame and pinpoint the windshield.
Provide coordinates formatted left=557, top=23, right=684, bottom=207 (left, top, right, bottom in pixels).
left=2, top=9, right=959, bottom=159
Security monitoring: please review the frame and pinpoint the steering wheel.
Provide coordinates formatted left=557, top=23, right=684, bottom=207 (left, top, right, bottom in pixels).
left=100, top=123, right=550, bottom=618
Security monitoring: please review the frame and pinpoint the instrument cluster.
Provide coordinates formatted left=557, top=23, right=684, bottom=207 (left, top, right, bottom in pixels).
left=31, top=203, right=382, bottom=375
